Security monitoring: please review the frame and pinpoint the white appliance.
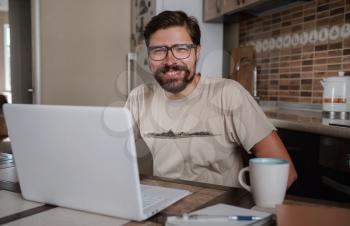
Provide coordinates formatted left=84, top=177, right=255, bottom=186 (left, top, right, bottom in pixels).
left=128, top=0, right=223, bottom=94
left=321, top=71, right=350, bottom=120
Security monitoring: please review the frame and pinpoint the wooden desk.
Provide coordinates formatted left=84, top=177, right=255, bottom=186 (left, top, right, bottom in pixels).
left=0, top=172, right=253, bottom=225
left=0, top=157, right=349, bottom=226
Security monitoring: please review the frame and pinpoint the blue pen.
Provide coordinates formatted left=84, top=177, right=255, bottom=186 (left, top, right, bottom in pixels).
left=178, top=214, right=263, bottom=221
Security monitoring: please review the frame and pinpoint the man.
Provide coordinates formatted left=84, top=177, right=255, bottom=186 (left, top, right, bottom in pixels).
left=125, top=10, right=297, bottom=188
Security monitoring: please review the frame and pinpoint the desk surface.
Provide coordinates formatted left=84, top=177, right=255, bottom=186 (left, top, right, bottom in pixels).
left=0, top=176, right=252, bottom=225
left=0, top=153, right=349, bottom=226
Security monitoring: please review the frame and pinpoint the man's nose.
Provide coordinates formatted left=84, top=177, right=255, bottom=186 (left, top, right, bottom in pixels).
left=163, top=50, right=177, bottom=65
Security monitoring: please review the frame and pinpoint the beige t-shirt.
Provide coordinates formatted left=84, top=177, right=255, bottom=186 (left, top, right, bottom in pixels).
left=125, top=75, right=275, bottom=187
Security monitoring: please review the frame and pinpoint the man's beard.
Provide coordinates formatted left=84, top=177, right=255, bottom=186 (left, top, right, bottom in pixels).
left=154, top=64, right=195, bottom=94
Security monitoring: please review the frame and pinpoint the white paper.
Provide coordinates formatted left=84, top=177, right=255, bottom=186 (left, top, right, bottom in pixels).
left=166, top=203, right=272, bottom=226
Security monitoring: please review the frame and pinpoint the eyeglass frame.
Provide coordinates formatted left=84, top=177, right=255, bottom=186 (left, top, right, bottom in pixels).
left=147, top=43, right=197, bottom=61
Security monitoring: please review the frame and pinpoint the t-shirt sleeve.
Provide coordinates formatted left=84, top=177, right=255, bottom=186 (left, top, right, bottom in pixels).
left=225, top=82, right=276, bottom=153
left=124, top=90, right=141, bottom=140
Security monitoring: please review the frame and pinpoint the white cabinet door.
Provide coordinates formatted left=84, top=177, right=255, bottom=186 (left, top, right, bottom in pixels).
left=37, top=0, right=131, bottom=106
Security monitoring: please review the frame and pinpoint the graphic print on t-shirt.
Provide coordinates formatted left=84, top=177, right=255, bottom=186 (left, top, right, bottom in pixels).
left=145, top=129, right=218, bottom=139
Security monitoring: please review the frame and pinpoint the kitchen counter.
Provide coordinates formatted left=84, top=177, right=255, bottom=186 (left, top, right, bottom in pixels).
left=261, top=105, right=350, bottom=139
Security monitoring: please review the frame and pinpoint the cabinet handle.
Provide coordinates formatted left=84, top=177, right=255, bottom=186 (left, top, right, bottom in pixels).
left=127, top=53, right=136, bottom=95
left=322, top=176, right=350, bottom=196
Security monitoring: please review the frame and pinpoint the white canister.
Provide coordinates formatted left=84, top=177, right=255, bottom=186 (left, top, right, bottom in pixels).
left=321, top=72, right=350, bottom=113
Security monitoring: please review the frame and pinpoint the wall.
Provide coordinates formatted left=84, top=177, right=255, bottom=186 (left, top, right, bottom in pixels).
left=40, top=0, right=131, bottom=106
left=0, top=12, right=8, bottom=93
left=239, top=0, right=350, bottom=104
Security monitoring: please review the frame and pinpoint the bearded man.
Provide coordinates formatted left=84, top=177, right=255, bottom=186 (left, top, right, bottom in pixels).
left=125, top=10, right=297, bottom=188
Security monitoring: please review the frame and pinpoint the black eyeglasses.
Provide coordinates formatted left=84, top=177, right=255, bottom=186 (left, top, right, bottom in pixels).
left=148, top=44, right=197, bottom=61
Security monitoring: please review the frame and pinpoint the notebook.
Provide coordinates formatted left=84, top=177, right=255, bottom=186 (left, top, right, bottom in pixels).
left=166, top=203, right=273, bottom=226
left=276, top=204, right=350, bottom=226
left=4, top=104, right=191, bottom=221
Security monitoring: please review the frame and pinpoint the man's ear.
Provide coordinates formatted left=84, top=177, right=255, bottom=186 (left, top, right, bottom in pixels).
left=195, top=45, right=201, bottom=61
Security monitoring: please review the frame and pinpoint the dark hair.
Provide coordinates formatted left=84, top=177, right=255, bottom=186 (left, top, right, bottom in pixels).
left=144, top=10, right=201, bottom=47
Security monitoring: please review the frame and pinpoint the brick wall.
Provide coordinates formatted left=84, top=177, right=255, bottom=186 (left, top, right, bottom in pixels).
left=239, top=0, right=350, bottom=104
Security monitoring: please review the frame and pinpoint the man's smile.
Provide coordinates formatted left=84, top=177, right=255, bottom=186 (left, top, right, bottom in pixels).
left=163, top=70, right=185, bottom=79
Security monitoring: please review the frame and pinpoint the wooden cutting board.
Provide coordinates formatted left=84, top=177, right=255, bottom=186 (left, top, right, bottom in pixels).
left=229, top=47, right=256, bottom=95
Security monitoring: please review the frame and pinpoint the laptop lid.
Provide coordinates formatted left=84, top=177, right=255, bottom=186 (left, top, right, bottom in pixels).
left=4, top=104, right=145, bottom=220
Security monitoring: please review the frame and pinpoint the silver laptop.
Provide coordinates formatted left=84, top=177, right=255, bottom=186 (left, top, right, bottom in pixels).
left=4, top=104, right=191, bottom=221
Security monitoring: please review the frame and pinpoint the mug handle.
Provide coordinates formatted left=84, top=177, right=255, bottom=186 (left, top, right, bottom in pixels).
left=238, top=167, right=251, bottom=192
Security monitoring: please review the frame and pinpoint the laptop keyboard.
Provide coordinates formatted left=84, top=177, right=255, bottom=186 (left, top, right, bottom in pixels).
left=141, top=185, right=165, bottom=209
left=142, top=194, right=164, bottom=209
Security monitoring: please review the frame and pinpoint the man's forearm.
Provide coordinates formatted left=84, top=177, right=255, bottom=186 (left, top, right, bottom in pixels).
left=252, top=131, right=298, bottom=188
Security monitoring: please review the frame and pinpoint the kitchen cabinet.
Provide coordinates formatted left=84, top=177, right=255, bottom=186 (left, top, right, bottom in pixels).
left=204, top=0, right=310, bottom=22
left=204, top=0, right=261, bottom=22
left=222, top=0, right=260, bottom=14
left=318, top=136, right=350, bottom=202
left=221, top=0, right=238, bottom=14
left=278, top=128, right=323, bottom=199
left=203, top=0, right=224, bottom=22
left=278, top=128, right=350, bottom=203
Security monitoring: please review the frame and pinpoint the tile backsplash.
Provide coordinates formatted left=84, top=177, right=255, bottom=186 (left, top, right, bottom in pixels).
left=239, top=0, right=350, bottom=104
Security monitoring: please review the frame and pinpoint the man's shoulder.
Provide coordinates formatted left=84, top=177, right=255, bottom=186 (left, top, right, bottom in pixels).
left=201, top=76, right=245, bottom=92
left=127, top=82, right=160, bottom=103
left=201, top=76, right=251, bottom=109
left=129, top=82, right=159, bottom=96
